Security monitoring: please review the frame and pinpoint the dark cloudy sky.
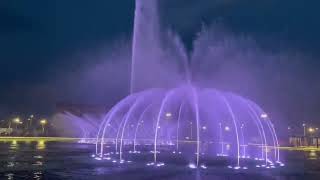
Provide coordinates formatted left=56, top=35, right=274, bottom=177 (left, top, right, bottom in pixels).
left=0, top=0, right=319, bottom=127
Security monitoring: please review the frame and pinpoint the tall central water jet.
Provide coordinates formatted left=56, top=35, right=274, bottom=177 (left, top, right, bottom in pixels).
left=131, top=0, right=161, bottom=93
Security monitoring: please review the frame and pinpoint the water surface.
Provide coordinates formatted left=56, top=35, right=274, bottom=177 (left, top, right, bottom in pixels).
left=0, top=141, right=319, bottom=180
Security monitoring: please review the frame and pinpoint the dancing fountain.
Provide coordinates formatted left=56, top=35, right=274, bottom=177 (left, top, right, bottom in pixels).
left=94, top=0, right=284, bottom=170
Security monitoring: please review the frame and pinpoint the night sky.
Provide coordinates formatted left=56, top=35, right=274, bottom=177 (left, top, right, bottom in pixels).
left=0, top=0, right=320, bottom=127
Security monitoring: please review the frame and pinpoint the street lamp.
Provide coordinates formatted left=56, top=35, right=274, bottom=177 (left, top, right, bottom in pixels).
left=28, top=115, right=34, bottom=129
left=13, top=117, right=21, bottom=130
left=40, top=119, right=47, bottom=134
left=13, top=118, right=20, bottom=124
left=288, top=126, right=291, bottom=136
left=224, top=126, right=230, bottom=131
left=303, top=123, right=306, bottom=136
left=308, top=127, right=315, bottom=134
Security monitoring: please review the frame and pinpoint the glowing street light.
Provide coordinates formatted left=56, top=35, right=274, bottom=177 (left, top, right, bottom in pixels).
left=40, top=119, right=47, bottom=134
left=28, top=115, right=34, bottom=129
left=224, top=126, right=230, bottom=131
left=13, top=118, right=20, bottom=124
left=13, top=117, right=21, bottom=130
left=40, top=119, right=47, bottom=125
left=308, top=127, right=315, bottom=133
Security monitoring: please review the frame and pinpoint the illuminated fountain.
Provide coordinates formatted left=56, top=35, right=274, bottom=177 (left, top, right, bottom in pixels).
left=95, top=86, right=282, bottom=169
left=94, top=0, right=283, bottom=169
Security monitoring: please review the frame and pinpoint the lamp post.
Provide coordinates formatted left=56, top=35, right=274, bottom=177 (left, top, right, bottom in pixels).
left=13, top=118, right=21, bottom=130
left=308, top=127, right=315, bottom=136
left=7, top=120, right=12, bottom=136
left=28, top=115, right=34, bottom=130
left=302, top=123, right=306, bottom=136
left=308, top=127, right=316, bottom=147
left=316, top=128, right=319, bottom=148
left=288, top=126, right=292, bottom=137
left=40, top=119, right=47, bottom=135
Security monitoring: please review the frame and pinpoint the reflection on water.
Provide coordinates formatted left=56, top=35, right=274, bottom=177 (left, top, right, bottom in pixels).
left=9, top=140, right=18, bottom=150
left=8, top=140, right=47, bottom=151
left=308, top=150, right=318, bottom=160
left=4, top=173, right=14, bottom=180
left=32, top=161, right=43, bottom=166
left=33, top=171, right=43, bottom=180
left=1, top=141, right=320, bottom=179
left=1, top=140, right=47, bottom=179
left=33, top=155, right=43, bottom=159
left=36, top=140, right=46, bottom=150
left=7, top=162, right=15, bottom=168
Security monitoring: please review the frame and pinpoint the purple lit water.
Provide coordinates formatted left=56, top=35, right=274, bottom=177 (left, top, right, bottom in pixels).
left=0, top=141, right=320, bottom=180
